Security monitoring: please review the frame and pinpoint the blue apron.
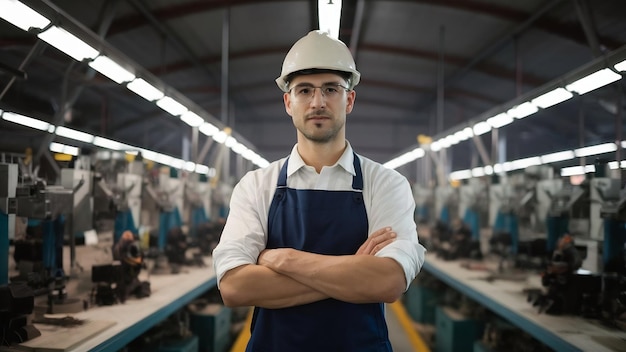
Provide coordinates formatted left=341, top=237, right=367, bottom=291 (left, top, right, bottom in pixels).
left=247, top=153, right=392, bottom=352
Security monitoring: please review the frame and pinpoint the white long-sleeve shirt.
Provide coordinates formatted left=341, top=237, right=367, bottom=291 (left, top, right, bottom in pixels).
left=212, top=142, right=426, bottom=290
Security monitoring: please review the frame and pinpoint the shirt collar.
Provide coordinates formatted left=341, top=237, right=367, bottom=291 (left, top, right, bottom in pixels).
left=287, top=141, right=356, bottom=177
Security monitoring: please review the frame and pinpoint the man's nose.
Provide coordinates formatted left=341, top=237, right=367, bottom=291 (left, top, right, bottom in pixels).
left=310, top=87, right=326, bottom=107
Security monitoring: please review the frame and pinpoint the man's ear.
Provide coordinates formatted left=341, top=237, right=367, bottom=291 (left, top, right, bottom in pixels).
left=346, top=90, right=356, bottom=114
left=284, top=92, right=293, bottom=116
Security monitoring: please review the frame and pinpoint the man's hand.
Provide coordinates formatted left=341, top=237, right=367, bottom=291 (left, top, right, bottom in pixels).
left=356, top=227, right=396, bottom=255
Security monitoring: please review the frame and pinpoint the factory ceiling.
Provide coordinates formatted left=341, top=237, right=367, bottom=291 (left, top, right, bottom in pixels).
left=1, top=0, right=625, bottom=182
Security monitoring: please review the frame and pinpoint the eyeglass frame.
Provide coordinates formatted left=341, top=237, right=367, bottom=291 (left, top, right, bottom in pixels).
left=287, top=82, right=350, bottom=101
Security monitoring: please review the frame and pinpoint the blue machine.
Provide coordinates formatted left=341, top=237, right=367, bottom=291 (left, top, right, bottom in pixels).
left=546, top=215, right=569, bottom=253
left=189, top=205, right=209, bottom=239
left=158, top=207, right=182, bottom=251
left=114, top=209, right=138, bottom=244
left=1, top=210, right=9, bottom=285
left=463, top=208, right=481, bottom=241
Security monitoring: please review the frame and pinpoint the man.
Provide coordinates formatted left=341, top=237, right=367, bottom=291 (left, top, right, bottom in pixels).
left=212, top=30, right=426, bottom=351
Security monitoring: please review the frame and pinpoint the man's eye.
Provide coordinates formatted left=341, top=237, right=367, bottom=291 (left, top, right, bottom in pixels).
left=324, top=87, right=338, bottom=94
left=298, top=88, right=311, bottom=95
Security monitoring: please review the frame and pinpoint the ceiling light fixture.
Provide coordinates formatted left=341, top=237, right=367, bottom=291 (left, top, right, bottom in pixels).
left=0, top=0, right=51, bottom=32
left=574, top=142, right=618, bottom=157
left=486, top=112, right=513, bottom=128
left=93, top=136, right=128, bottom=150
left=50, top=142, right=79, bottom=156
left=530, top=88, right=573, bottom=109
left=561, top=165, right=595, bottom=177
left=184, top=161, right=196, bottom=172
left=55, top=126, right=94, bottom=143
left=180, top=111, right=205, bottom=127
left=565, top=68, right=622, bottom=95
left=318, top=0, right=343, bottom=39
left=156, top=96, right=188, bottom=116
left=615, top=60, right=626, bottom=72
left=472, top=121, right=491, bottom=136
left=89, top=55, right=135, bottom=84
left=540, top=150, right=575, bottom=164
left=126, top=78, right=164, bottom=102
left=199, top=123, right=219, bottom=137
left=2, top=111, right=51, bottom=131
left=37, top=26, right=99, bottom=61
left=507, top=102, right=538, bottom=119
left=195, top=164, right=210, bottom=175
left=212, top=131, right=228, bottom=144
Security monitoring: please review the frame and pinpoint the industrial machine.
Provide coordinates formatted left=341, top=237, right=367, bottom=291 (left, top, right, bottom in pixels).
left=93, top=151, right=143, bottom=244
left=11, top=160, right=84, bottom=314
left=412, top=183, right=434, bottom=225
left=184, top=173, right=212, bottom=240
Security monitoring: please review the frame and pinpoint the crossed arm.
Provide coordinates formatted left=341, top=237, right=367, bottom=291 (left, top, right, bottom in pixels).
left=218, top=227, right=406, bottom=309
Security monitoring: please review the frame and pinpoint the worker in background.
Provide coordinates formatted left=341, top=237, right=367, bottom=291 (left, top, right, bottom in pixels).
left=212, top=30, right=426, bottom=351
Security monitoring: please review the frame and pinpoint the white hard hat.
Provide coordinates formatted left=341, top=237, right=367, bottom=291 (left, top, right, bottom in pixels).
left=276, top=30, right=361, bottom=92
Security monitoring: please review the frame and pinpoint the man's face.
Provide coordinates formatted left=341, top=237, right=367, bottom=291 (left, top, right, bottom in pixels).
left=283, top=73, right=356, bottom=144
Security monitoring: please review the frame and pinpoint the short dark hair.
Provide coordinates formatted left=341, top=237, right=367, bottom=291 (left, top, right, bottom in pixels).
left=286, top=69, right=351, bottom=88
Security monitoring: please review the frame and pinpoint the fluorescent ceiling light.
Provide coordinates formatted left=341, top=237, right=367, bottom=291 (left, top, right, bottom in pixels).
left=430, top=141, right=442, bottom=152
left=180, top=111, right=204, bottom=127
left=38, top=26, right=99, bottom=61
left=155, top=154, right=173, bottom=166
left=445, top=134, right=459, bottom=146
left=0, top=0, right=51, bottom=31
left=473, top=121, right=491, bottom=136
left=449, top=169, right=472, bottom=180
left=615, top=60, right=626, bottom=72
left=170, top=158, right=185, bottom=169
left=318, top=0, right=342, bottom=39
left=471, top=167, right=485, bottom=177
left=483, top=165, right=493, bottom=175
left=93, top=136, right=127, bottom=150
left=3, top=111, right=51, bottom=131
left=437, top=138, right=450, bottom=149
left=88, top=55, right=135, bottom=84
left=561, top=165, right=594, bottom=177
left=486, top=112, right=513, bottom=128
left=127, top=78, right=164, bottom=101
left=225, top=136, right=237, bottom=148
left=574, top=142, right=617, bottom=157
left=510, top=156, right=541, bottom=170
left=242, top=149, right=258, bottom=161
left=565, top=68, right=622, bottom=95
left=55, top=126, right=94, bottom=143
left=50, top=142, right=79, bottom=156
left=507, top=102, right=538, bottom=119
left=531, top=88, right=573, bottom=109
left=156, top=96, right=188, bottom=116
left=232, top=142, right=248, bottom=155
left=195, top=164, right=210, bottom=174
left=199, top=122, right=219, bottom=136
left=139, top=149, right=158, bottom=162
left=254, top=158, right=270, bottom=168
left=540, top=150, right=575, bottom=164
left=184, top=161, right=196, bottom=172
left=212, top=131, right=228, bottom=144
left=454, top=128, right=473, bottom=142
left=393, top=148, right=425, bottom=166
